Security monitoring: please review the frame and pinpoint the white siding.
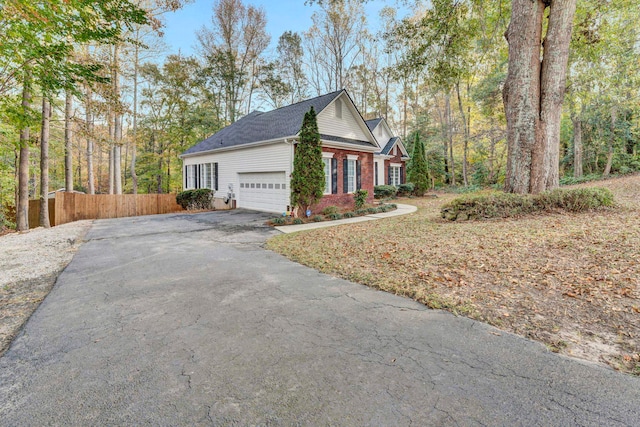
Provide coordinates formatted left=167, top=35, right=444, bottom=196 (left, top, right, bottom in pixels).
left=183, top=142, right=293, bottom=209
left=374, top=157, right=386, bottom=186
left=317, top=95, right=371, bottom=142
left=376, top=124, right=391, bottom=144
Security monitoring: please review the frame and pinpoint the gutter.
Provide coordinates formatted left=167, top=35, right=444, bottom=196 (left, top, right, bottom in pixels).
left=179, top=136, right=298, bottom=159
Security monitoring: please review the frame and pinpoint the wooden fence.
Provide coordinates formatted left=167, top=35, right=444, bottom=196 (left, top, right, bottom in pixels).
left=28, top=193, right=184, bottom=228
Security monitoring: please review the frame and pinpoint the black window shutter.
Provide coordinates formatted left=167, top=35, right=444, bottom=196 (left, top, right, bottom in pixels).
left=196, top=164, right=201, bottom=189
left=356, top=160, right=361, bottom=190
left=214, top=162, right=219, bottom=191
left=400, top=166, right=404, bottom=184
left=184, top=166, right=187, bottom=189
left=343, top=158, right=348, bottom=193
left=387, top=165, right=391, bottom=186
left=331, top=158, right=338, bottom=194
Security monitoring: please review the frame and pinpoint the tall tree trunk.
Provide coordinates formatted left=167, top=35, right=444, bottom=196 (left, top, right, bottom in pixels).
left=39, top=97, right=51, bottom=228
left=572, top=115, right=583, bottom=178
left=503, top=0, right=545, bottom=194
left=534, top=0, right=576, bottom=192
left=86, top=89, right=95, bottom=194
left=131, top=33, right=140, bottom=194
left=17, top=75, right=31, bottom=231
left=603, top=105, right=616, bottom=176
left=64, top=90, right=73, bottom=192
left=456, top=82, right=470, bottom=187
left=504, top=0, right=576, bottom=194
left=437, top=95, right=450, bottom=183
left=108, top=146, right=115, bottom=194
left=113, top=43, right=123, bottom=194
left=445, top=93, right=456, bottom=186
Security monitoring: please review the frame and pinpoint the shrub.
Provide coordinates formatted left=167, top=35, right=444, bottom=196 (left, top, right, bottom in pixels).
left=322, top=205, right=339, bottom=215
left=313, top=215, right=324, bottom=222
left=452, top=184, right=482, bottom=194
left=374, top=185, right=397, bottom=199
left=441, top=188, right=615, bottom=221
left=397, top=183, right=415, bottom=197
left=355, top=209, right=367, bottom=216
left=389, top=203, right=397, bottom=209
left=559, top=173, right=602, bottom=186
left=328, top=213, right=343, bottom=220
left=354, top=189, right=368, bottom=210
left=272, top=217, right=286, bottom=225
left=176, top=189, right=213, bottom=210
left=366, top=207, right=378, bottom=214
left=343, top=212, right=354, bottom=218
left=293, top=218, right=304, bottom=225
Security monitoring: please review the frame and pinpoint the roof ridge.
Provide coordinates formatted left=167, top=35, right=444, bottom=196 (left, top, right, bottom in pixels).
left=263, top=89, right=343, bottom=114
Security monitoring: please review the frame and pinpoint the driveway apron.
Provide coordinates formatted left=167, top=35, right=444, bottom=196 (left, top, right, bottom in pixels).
left=1, top=210, right=639, bottom=426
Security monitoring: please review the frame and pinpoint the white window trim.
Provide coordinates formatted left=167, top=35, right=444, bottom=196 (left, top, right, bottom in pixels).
left=347, top=159, right=356, bottom=193
left=390, top=165, right=401, bottom=187
left=347, top=154, right=359, bottom=161
left=322, top=152, right=335, bottom=158
left=322, top=158, right=331, bottom=195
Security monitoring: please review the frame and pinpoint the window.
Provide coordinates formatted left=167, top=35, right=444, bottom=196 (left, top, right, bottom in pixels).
left=335, top=99, right=342, bottom=119
left=390, top=165, right=401, bottom=186
left=346, top=159, right=356, bottom=193
left=186, top=165, right=196, bottom=189
left=323, top=158, right=331, bottom=194
left=185, top=162, right=217, bottom=190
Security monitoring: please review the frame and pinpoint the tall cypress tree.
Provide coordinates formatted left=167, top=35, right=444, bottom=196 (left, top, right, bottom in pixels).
left=407, top=132, right=429, bottom=196
left=291, top=106, right=325, bottom=213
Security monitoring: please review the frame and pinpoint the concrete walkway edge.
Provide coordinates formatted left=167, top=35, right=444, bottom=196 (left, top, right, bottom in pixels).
left=274, top=203, right=417, bottom=234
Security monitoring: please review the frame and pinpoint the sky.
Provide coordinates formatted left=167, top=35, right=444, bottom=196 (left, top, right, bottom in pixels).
left=160, top=0, right=409, bottom=58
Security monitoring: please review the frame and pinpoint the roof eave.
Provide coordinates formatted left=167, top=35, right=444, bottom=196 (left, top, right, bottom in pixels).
left=321, top=140, right=379, bottom=153
left=179, top=136, right=296, bottom=159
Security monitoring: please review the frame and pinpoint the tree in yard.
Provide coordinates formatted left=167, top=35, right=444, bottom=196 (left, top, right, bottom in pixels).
left=503, top=0, right=577, bottom=194
left=290, top=107, right=325, bottom=214
left=407, top=133, right=429, bottom=196
left=197, top=0, right=270, bottom=123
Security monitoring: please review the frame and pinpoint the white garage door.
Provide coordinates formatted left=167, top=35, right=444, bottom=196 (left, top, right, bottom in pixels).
left=238, top=172, right=289, bottom=213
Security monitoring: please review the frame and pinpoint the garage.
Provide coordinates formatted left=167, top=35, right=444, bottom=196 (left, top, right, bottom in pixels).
left=238, top=172, right=289, bottom=213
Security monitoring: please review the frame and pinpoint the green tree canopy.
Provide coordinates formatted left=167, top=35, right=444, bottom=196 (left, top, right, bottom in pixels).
left=290, top=106, right=324, bottom=213
left=407, top=132, right=429, bottom=196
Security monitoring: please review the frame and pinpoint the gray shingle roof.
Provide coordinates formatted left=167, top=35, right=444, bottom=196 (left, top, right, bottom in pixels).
left=364, top=118, right=383, bottom=132
left=380, top=136, right=400, bottom=155
left=183, top=90, right=371, bottom=156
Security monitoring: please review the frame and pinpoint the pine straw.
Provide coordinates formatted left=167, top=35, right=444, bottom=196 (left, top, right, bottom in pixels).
left=267, top=174, right=640, bottom=375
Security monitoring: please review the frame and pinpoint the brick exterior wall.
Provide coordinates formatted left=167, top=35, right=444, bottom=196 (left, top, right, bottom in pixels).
left=309, top=147, right=375, bottom=213
left=384, top=146, right=406, bottom=185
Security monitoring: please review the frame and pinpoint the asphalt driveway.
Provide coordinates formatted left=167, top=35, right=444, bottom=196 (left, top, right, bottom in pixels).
left=1, top=209, right=639, bottom=425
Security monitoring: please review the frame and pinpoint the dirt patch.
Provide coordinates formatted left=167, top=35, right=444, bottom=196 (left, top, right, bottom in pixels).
left=267, top=175, right=640, bottom=375
left=0, top=221, right=91, bottom=356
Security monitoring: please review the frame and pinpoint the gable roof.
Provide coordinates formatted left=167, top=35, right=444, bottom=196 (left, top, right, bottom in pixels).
left=182, top=90, right=377, bottom=156
left=365, top=118, right=383, bottom=132
left=380, top=137, right=400, bottom=155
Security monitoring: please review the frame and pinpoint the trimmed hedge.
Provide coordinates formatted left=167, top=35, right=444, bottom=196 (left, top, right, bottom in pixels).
left=176, top=189, right=214, bottom=210
left=441, top=187, right=615, bottom=221
left=397, top=182, right=415, bottom=196
left=374, top=185, right=397, bottom=199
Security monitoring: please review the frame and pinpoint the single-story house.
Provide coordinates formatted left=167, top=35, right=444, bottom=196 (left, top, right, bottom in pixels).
left=180, top=89, right=409, bottom=214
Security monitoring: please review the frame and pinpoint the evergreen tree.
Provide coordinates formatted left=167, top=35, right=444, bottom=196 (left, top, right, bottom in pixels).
left=291, top=106, right=325, bottom=213
left=407, top=133, right=429, bottom=196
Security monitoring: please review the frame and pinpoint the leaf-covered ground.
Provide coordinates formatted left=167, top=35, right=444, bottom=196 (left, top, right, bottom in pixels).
left=266, top=175, right=640, bottom=375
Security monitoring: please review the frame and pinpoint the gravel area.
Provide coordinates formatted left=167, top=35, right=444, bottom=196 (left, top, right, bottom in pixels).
left=0, top=221, right=92, bottom=355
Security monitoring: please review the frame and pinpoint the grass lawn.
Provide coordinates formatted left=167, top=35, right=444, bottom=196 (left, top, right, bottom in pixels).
left=266, top=174, right=640, bottom=375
